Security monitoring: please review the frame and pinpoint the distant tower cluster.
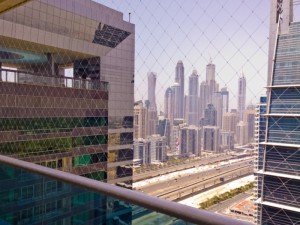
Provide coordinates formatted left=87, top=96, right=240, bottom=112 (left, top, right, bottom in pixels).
left=134, top=58, right=253, bottom=163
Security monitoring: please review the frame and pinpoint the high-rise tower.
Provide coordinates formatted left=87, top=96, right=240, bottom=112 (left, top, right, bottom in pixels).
left=237, top=74, right=246, bottom=121
left=206, top=60, right=219, bottom=102
left=147, top=72, right=157, bottom=136
left=172, top=82, right=181, bottom=119
left=256, top=1, right=300, bottom=224
left=134, top=101, right=146, bottom=139
left=148, top=72, right=157, bottom=109
left=0, top=1, right=135, bottom=223
left=199, top=81, right=210, bottom=118
left=164, top=87, right=173, bottom=120
left=175, top=60, right=184, bottom=118
left=188, top=70, right=199, bottom=126
left=0, top=0, right=135, bottom=187
left=204, top=104, right=217, bottom=126
left=212, top=92, right=223, bottom=128
left=221, top=87, right=229, bottom=114
left=267, top=0, right=293, bottom=86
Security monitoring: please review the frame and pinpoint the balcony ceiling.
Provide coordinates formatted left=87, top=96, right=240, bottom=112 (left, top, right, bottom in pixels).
left=0, top=0, right=31, bottom=14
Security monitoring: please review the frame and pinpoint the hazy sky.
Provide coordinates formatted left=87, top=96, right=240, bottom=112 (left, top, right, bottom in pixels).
left=95, top=0, right=271, bottom=111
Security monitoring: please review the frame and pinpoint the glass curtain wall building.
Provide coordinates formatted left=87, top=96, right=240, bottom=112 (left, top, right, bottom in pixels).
left=0, top=0, right=134, bottom=186
left=0, top=0, right=134, bottom=224
left=256, top=0, right=300, bottom=224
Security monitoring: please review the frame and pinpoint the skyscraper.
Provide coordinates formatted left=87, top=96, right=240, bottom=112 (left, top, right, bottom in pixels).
left=236, top=121, right=249, bottom=145
left=149, top=134, right=167, bottom=163
left=206, top=60, right=219, bottom=102
left=147, top=72, right=158, bottom=136
left=188, top=70, right=199, bottom=126
left=0, top=0, right=134, bottom=223
left=204, top=104, right=217, bottom=126
left=203, top=126, right=220, bottom=153
left=267, top=0, right=293, bottom=86
left=134, top=101, right=146, bottom=139
left=254, top=96, right=267, bottom=174
left=175, top=60, right=185, bottom=118
left=134, top=138, right=151, bottom=165
left=222, top=111, right=238, bottom=140
left=256, top=1, right=300, bottom=224
left=0, top=0, right=134, bottom=187
left=157, top=118, right=171, bottom=146
left=221, top=87, right=229, bottom=114
left=145, top=103, right=157, bottom=136
left=148, top=72, right=157, bottom=109
left=172, top=82, right=181, bottom=119
left=244, top=109, right=255, bottom=143
left=237, top=73, right=246, bottom=121
left=179, top=125, right=201, bottom=156
left=199, top=81, right=210, bottom=118
left=164, top=87, right=173, bottom=120
left=212, top=91, right=223, bottom=128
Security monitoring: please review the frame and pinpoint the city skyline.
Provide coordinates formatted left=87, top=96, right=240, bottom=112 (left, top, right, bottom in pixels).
left=142, top=60, right=252, bottom=116
left=96, top=0, right=270, bottom=111
left=2, top=1, right=300, bottom=225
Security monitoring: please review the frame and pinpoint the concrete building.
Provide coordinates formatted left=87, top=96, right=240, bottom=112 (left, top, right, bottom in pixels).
left=221, top=131, right=234, bottom=151
left=222, top=111, right=238, bottom=135
left=147, top=108, right=158, bottom=136
left=170, top=125, right=180, bottom=155
left=236, top=121, right=248, bottom=146
left=134, top=101, right=146, bottom=139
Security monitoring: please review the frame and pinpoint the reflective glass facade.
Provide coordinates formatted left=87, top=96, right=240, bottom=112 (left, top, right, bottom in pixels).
left=256, top=21, right=300, bottom=225
left=0, top=0, right=134, bottom=186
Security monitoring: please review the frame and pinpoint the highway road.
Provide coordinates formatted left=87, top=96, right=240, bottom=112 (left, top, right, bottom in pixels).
left=207, top=192, right=250, bottom=212
left=133, top=154, right=233, bottom=181
left=139, top=160, right=253, bottom=201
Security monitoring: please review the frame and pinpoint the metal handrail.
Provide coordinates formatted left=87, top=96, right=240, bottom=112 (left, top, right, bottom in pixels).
left=0, top=155, right=251, bottom=225
left=0, top=68, right=109, bottom=91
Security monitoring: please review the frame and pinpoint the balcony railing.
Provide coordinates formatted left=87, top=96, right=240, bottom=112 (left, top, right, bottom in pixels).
left=0, top=68, right=109, bottom=91
left=0, top=155, right=252, bottom=225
